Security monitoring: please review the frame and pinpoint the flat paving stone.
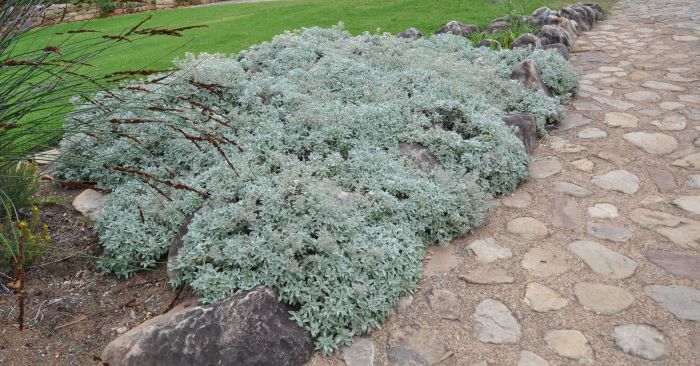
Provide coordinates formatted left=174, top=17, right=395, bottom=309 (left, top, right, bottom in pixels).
left=645, top=250, right=700, bottom=280
left=569, top=240, right=638, bottom=279
left=559, top=113, right=592, bottom=129
left=521, top=248, right=569, bottom=277
left=468, top=237, right=512, bottom=263
left=524, top=282, right=568, bottom=312
left=604, top=112, right=638, bottom=128
left=473, top=299, right=522, bottom=344
left=426, top=289, right=461, bottom=320
left=388, top=326, right=450, bottom=365
left=646, top=166, right=676, bottom=192
left=672, top=196, right=700, bottom=215
left=643, top=80, right=686, bottom=91
left=592, top=170, right=640, bottom=194
left=424, top=245, right=459, bottom=276
left=629, top=208, right=681, bottom=227
left=624, top=90, right=661, bottom=102
left=687, top=174, right=700, bottom=188
left=587, top=203, right=619, bottom=218
left=613, top=324, right=666, bottom=361
left=507, top=217, right=549, bottom=240
left=544, top=329, right=594, bottom=363
left=517, top=350, right=550, bottom=366
left=570, top=159, right=594, bottom=172
left=578, top=128, right=608, bottom=139
left=459, top=265, right=514, bottom=284
left=652, top=116, right=687, bottom=131
left=573, top=282, right=635, bottom=315
left=529, top=157, right=563, bottom=179
left=501, top=191, right=532, bottom=208
left=552, top=198, right=582, bottom=230
left=586, top=222, right=631, bottom=242
left=672, top=152, right=700, bottom=169
left=644, top=285, right=700, bottom=321
left=622, top=132, right=678, bottom=155
left=342, top=337, right=375, bottom=366
left=552, top=182, right=593, bottom=197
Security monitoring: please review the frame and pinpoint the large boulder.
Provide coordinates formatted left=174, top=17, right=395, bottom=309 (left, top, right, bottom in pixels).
left=542, top=14, right=579, bottom=37
left=435, top=21, right=479, bottom=37
left=511, top=33, right=541, bottom=49
left=478, top=39, right=502, bottom=49
left=72, top=189, right=106, bottom=222
left=559, top=6, right=589, bottom=31
left=511, top=60, right=552, bottom=97
left=538, top=25, right=573, bottom=50
left=396, top=27, right=423, bottom=39
left=582, top=3, right=605, bottom=20
left=101, top=286, right=315, bottom=366
left=398, top=142, right=441, bottom=172
left=484, top=17, right=509, bottom=34
left=530, top=7, right=552, bottom=24
left=502, top=113, right=536, bottom=154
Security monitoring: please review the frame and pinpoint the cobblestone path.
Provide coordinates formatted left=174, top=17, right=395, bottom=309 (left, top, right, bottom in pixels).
left=310, top=0, right=700, bottom=364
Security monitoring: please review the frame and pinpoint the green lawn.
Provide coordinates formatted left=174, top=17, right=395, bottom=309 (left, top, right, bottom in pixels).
left=15, top=0, right=598, bottom=74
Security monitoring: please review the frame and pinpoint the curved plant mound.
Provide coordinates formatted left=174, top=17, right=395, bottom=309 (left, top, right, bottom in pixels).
left=54, top=26, right=577, bottom=353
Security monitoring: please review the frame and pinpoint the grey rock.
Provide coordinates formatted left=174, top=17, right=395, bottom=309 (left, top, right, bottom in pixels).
left=511, top=33, right=541, bottom=49
left=552, top=197, right=582, bottom=230
left=521, top=248, right=569, bottom=277
left=529, top=157, right=562, bottom=179
left=586, top=222, right=631, bottom=243
left=507, top=217, right=550, bottom=240
left=544, top=329, right=594, bottom=363
left=435, top=21, right=478, bottom=36
left=538, top=43, right=570, bottom=59
left=622, top=132, right=678, bottom=155
left=645, top=250, right=700, bottom=280
left=468, top=237, right=512, bottom=263
left=397, top=27, right=423, bottom=39
left=553, top=182, right=593, bottom=197
left=524, top=282, right=568, bottom=312
left=646, top=166, right=676, bottom=193
left=538, top=25, right=572, bottom=50
left=511, top=60, right=552, bottom=97
left=568, top=240, right=638, bottom=279
left=558, top=113, right=591, bottom=130
left=484, top=17, right=509, bottom=34
left=502, top=113, right=536, bottom=154
left=101, top=287, right=314, bottom=366
left=592, top=170, right=640, bottom=194
left=473, top=299, right=522, bottom=344
left=530, top=7, right=552, bottom=24
left=72, top=189, right=106, bottom=222
left=613, top=324, right=666, bottom=361
left=672, top=196, right=700, bottom=215
left=426, top=289, right=460, bottom=320
left=517, top=350, right=550, bottom=366
left=644, top=285, right=700, bottom=321
left=167, top=213, right=195, bottom=281
left=478, top=39, right=502, bottom=49
left=342, top=337, right=375, bottom=366
left=459, top=264, right=514, bottom=284
left=388, top=326, right=450, bottom=365
left=386, top=346, right=429, bottom=366
left=399, top=142, right=441, bottom=172
left=573, top=282, right=635, bottom=315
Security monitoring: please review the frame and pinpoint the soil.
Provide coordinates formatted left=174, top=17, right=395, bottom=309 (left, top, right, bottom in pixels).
left=0, top=182, right=189, bottom=366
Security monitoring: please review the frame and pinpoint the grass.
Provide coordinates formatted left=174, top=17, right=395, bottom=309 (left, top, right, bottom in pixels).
left=13, top=0, right=602, bottom=74
left=5, top=0, right=612, bottom=156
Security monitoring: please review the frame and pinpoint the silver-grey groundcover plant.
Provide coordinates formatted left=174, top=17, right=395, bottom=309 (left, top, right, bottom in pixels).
left=54, top=25, right=578, bottom=353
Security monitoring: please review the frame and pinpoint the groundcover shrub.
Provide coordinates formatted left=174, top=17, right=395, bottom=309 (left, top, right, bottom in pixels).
left=54, top=25, right=577, bottom=353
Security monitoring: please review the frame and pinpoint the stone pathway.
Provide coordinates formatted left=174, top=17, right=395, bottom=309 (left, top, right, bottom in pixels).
left=309, top=0, right=700, bottom=364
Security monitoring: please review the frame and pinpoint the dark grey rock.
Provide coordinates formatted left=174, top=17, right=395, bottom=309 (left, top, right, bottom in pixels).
left=511, top=60, right=553, bottom=97
left=399, top=142, right=441, bottom=172
left=502, top=113, right=536, bottom=154
left=538, top=25, right=573, bottom=50
left=435, top=21, right=479, bottom=37
left=101, top=286, right=315, bottom=366
left=387, top=346, right=429, bottom=366
left=478, top=39, right=502, bottom=49
left=559, top=6, right=589, bottom=31
left=582, top=3, right=605, bottom=20
left=645, top=250, right=700, bottom=280
left=511, top=33, right=541, bottom=49
left=530, top=7, right=552, bottom=24
left=167, top=213, right=195, bottom=281
left=542, top=14, right=579, bottom=36
left=539, top=43, right=570, bottom=60
left=397, top=27, right=423, bottom=39
left=484, top=17, right=509, bottom=34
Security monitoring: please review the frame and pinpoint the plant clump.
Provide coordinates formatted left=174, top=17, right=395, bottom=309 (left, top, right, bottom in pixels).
left=54, top=25, right=577, bottom=353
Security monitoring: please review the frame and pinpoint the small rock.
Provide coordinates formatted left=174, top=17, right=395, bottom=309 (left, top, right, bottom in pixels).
left=521, top=248, right=569, bottom=277
left=586, top=222, right=631, bottom=242
left=72, top=189, right=107, bottom=222
left=501, top=191, right=532, bottom=208
left=578, top=128, right=607, bottom=139
left=570, top=159, right=594, bottom=172
left=388, top=326, right=450, bottom=365
left=517, top=350, right=550, bottom=366
left=529, top=157, right=562, bottom=179
left=568, top=240, right=638, bottom=279
left=426, top=289, right=460, bottom=320
left=473, top=299, right=522, bottom=344
left=587, top=203, right=618, bottom=219
left=604, top=112, right=638, bottom=128
left=459, top=265, right=514, bottom=284
left=424, top=245, right=458, bottom=276
left=399, top=143, right=441, bottom=172
left=511, top=33, right=541, bottom=49
left=613, top=324, right=666, bottom=361
left=624, top=90, right=661, bottom=102
left=552, top=197, right=582, bottom=230
left=116, top=327, right=128, bottom=334
left=622, top=132, right=678, bottom=155
left=435, top=20, right=479, bottom=37
left=592, top=170, right=640, bottom=194
left=672, top=196, right=700, bottom=215
left=511, top=60, right=552, bottom=97
left=646, top=166, right=676, bottom=193
left=507, top=217, right=549, bottom=240
left=468, top=237, right=512, bottom=263
left=524, top=282, right=568, bottom=312
left=573, top=282, right=635, bottom=315
left=544, top=329, right=594, bottom=363
left=396, top=28, right=423, bottom=39
left=342, top=337, right=375, bottom=366
left=553, top=182, right=593, bottom=197
left=503, top=113, right=537, bottom=154
left=645, top=250, right=700, bottom=280
left=644, top=285, right=700, bottom=321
